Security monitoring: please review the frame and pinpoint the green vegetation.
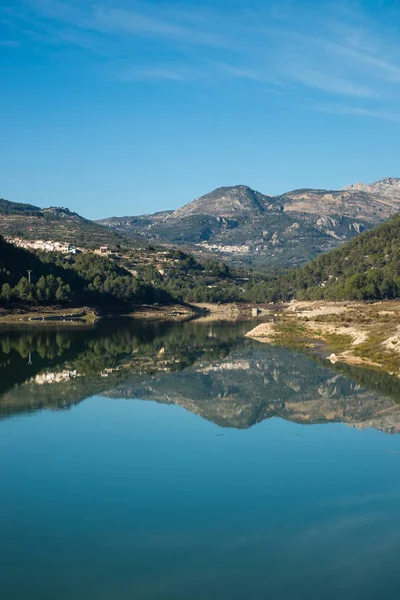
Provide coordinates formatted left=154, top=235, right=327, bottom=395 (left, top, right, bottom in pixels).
left=353, top=335, right=400, bottom=373
left=138, top=249, right=243, bottom=303
left=116, top=212, right=400, bottom=304
left=241, top=214, right=400, bottom=302
left=2, top=209, right=400, bottom=309
left=0, top=236, right=172, bottom=310
left=0, top=198, right=129, bottom=249
left=0, top=199, right=41, bottom=215
left=290, top=214, right=400, bottom=300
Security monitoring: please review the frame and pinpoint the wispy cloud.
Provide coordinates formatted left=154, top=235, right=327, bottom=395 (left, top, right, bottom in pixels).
left=12, top=0, right=232, bottom=48
left=214, top=63, right=264, bottom=82
left=115, top=66, right=187, bottom=83
left=90, top=7, right=229, bottom=48
left=285, top=66, right=378, bottom=98
left=3, top=0, right=400, bottom=122
left=314, top=104, right=400, bottom=123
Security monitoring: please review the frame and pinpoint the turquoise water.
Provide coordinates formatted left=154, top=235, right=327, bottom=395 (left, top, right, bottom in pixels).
left=1, top=321, right=400, bottom=599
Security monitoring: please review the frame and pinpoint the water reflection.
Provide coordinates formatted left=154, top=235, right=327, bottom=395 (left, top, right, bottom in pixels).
left=1, top=319, right=399, bottom=432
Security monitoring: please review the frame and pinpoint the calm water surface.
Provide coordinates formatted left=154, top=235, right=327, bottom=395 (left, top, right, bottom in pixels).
left=1, top=319, right=400, bottom=599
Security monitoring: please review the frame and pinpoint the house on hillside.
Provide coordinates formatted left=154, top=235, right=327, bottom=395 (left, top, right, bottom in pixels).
left=96, top=245, right=120, bottom=257
left=98, top=245, right=110, bottom=255
left=60, top=243, right=77, bottom=254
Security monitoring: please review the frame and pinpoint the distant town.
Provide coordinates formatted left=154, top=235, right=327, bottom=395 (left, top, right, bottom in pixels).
left=6, top=237, right=120, bottom=257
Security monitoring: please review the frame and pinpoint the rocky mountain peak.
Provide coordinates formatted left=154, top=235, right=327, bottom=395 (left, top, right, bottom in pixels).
left=343, top=177, right=400, bottom=199
left=169, top=185, right=271, bottom=219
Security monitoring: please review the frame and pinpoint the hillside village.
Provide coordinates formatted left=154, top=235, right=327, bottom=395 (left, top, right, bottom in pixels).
left=8, top=237, right=79, bottom=254
left=6, top=237, right=124, bottom=258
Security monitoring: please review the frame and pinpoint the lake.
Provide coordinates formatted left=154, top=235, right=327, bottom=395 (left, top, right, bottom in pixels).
left=1, top=319, right=400, bottom=599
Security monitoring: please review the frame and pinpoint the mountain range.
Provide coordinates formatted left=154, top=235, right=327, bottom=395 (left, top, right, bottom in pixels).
left=2, top=177, right=400, bottom=268
left=98, top=178, right=400, bottom=267
left=98, top=177, right=400, bottom=268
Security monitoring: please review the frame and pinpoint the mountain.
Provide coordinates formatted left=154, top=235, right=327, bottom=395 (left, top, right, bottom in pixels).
left=172, top=185, right=270, bottom=218
left=3, top=177, right=400, bottom=270
left=252, top=212, right=400, bottom=302
left=98, top=178, right=400, bottom=268
left=343, top=177, right=400, bottom=200
left=0, top=198, right=128, bottom=248
left=285, top=212, right=400, bottom=300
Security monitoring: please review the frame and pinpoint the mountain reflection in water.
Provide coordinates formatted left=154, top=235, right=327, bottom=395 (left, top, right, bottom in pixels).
left=0, top=319, right=399, bottom=432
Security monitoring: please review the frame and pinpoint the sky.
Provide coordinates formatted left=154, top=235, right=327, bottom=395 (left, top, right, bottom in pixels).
left=1, top=0, right=400, bottom=219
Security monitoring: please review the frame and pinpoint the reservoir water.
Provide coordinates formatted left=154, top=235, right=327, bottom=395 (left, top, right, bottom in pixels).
left=1, top=319, right=400, bottom=599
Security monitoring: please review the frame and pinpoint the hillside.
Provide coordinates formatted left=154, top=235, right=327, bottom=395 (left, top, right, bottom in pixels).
left=0, top=198, right=129, bottom=248
left=0, top=235, right=171, bottom=310
left=125, top=213, right=400, bottom=303
left=249, top=213, right=400, bottom=302
left=290, top=214, right=400, bottom=300
left=0, top=199, right=41, bottom=214
left=98, top=178, right=400, bottom=268
left=3, top=178, right=400, bottom=270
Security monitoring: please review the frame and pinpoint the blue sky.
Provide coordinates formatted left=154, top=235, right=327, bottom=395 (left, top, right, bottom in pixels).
left=1, top=0, right=400, bottom=219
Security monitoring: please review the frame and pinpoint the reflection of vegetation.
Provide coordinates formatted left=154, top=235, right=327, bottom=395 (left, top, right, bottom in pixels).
left=256, top=324, right=400, bottom=403
left=323, top=359, right=400, bottom=404
left=0, top=332, right=71, bottom=360
left=1, top=320, right=399, bottom=431
left=0, top=320, right=252, bottom=406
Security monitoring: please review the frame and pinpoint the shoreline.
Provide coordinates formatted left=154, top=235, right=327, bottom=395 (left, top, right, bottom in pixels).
left=0, top=306, right=99, bottom=326
left=0, top=301, right=274, bottom=326
left=0, top=304, right=195, bottom=326
left=246, top=300, right=400, bottom=376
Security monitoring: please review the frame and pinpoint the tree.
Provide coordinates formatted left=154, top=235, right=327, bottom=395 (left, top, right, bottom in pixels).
left=16, top=277, right=32, bottom=302
left=55, top=280, right=71, bottom=302
left=1, top=283, right=12, bottom=303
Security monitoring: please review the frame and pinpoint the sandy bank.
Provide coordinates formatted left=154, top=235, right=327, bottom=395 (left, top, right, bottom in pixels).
left=246, top=300, right=400, bottom=375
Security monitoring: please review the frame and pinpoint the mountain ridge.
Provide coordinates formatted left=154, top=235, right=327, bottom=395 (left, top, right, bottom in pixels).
left=0, top=197, right=131, bottom=248
left=343, top=177, right=400, bottom=198
left=98, top=177, right=400, bottom=268
left=169, top=185, right=271, bottom=219
left=2, top=177, right=400, bottom=269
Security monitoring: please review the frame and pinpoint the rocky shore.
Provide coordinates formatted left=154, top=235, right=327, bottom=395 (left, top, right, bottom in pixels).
left=246, top=300, right=400, bottom=376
